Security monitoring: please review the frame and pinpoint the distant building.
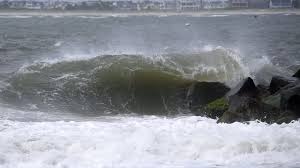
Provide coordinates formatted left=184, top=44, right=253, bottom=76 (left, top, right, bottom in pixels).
left=0, top=0, right=9, bottom=8
left=292, top=0, right=300, bottom=7
left=85, top=1, right=100, bottom=7
left=270, top=0, right=293, bottom=8
left=202, top=0, right=229, bottom=9
left=177, top=0, right=202, bottom=11
left=4, top=0, right=299, bottom=11
left=139, top=0, right=161, bottom=10
left=24, top=1, right=43, bottom=9
left=248, top=0, right=269, bottom=8
left=160, top=1, right=177, bottom=11
left=8, top=1, right=26, bottom=9
left=112, top=0, right=138, bottom=10
left=230, top=0, right=249, bottom=8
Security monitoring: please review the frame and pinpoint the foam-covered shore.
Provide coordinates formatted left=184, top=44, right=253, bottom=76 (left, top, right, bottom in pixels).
left=1, top=116, right=300, bottom=168
left=0, top=9, right=300, bottom=17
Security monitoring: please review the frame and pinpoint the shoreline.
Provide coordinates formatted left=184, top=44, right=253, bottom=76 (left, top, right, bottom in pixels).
left=0, top=9, right=300, bottom=16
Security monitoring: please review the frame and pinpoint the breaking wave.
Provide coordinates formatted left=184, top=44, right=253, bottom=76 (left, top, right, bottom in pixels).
left=0, top=47, right=249, bottom=115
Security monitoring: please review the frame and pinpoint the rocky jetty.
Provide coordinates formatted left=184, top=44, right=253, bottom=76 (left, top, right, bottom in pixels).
left=192, top=70, right=300, bottom=124
left=269, top=76, right=298, bottom=94
left=292, top=69, right=300, bottom=78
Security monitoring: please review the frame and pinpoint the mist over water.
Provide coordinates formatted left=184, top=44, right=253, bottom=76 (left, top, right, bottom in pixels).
left=0, top=13, right=300, bottom=167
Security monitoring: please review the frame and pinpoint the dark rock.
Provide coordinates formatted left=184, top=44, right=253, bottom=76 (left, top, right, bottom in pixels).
left=187, top=82, right=230, bottom=110
left=263, top=94, right=280, bottom=109
left=278, top=80, right=300, bottom=94
left=276, top=111, right=299, bottom=124
left=218, top=77, right=280, bottom=124
left=227, top=77, right=258, bottom=99
left=218, top=96, right=280, bottom=124
left=269, top=76, right=298, bottom=94
left=257, top=84, right=271, bottom=98
left=292, top=69, right=300, bottom=78
left=264, top=82, right=300, bottom=124
left=195, top=97, right=229, bottom=119
left=280, top=84, right=300, bottom=116
left=217, top=111, right=244, bottom=124
left=216, top=75, right=300, bottom=124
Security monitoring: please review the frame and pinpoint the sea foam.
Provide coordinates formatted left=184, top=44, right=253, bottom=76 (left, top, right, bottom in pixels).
left=0, top=116, right=300, bottom=168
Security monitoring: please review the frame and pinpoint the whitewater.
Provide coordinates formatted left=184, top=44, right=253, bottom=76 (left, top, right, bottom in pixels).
left=1, top=12, right=300, bottom=167
left=1, top=113, right=300, bottom=168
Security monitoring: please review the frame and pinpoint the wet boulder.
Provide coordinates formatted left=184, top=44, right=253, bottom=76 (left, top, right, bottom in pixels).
left=218, top=77, right=280, bottom=124
left=257, top=84, right=271, bottom=98
left=269, top=76, right=298, bottom=94
left=202, top=97, right=229, bottom=119
left=276, top=113, right=299, bottom=124
left=187, top=82, right=230, bottom=110
left=271, top=83, right=300, bottom=124
left=280, top=84, right=300, bottom=116
left=218, top=95, right=280, bottom=124
left=227, top=77, right=258, bottom=99
left=263, top=82, right=300, bottom=124
left=292, top=69, right=300, bottom=78
left=263, top=94, right=280, bottom=109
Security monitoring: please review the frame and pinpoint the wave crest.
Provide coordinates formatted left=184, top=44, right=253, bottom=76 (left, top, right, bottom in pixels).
left=1, top=48, right=248, bottom=114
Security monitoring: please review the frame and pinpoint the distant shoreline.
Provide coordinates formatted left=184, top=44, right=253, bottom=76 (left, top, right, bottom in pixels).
left=0, top=9, right=300, bottom=16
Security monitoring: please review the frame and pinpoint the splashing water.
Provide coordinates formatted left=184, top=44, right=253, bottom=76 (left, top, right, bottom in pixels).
left=0, top=115, right=300, bottom=168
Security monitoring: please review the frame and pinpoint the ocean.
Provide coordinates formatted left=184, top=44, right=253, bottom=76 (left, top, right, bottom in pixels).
left=0, top=12, right=300, bottom=167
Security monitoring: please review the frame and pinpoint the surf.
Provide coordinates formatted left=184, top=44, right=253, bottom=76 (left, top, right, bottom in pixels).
left=0, top=47, right=248, bottom=115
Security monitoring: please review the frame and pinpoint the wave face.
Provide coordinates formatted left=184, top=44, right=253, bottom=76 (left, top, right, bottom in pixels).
left=0, top=48, right=247, bottom=115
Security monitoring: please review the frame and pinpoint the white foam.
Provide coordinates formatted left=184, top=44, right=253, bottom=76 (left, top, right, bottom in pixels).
left=185, top=23, right=191, bottom=26
left=0, top=116, right=300, bottom=168
left=54, top=41, right=63, bottom=47
left=51, top=15, right=64, bottom=18
left=174, top=45, right=250, bottom=85
left=40, top=53, right=98, bottom=64
left=77, top=16, right=107, bottom=19
left=0, top=15, right=33, bottom=19
left=202, top=44, right=214, bottom=52
left=207, top=14, right=229, bottom=17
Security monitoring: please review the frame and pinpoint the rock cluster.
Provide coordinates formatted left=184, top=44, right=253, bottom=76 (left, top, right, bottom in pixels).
left=191, top=69, right=300, bottom=124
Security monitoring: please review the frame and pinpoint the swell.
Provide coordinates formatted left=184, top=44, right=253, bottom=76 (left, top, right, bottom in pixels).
left=0, top=48, right=248, bottom=115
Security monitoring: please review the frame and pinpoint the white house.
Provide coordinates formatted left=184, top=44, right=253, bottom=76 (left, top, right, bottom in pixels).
left=270, top=0, right=293, bottom=8
left=160, top=1, right=177, bottom=10
left=231, top=0, right=249, bottom=8
left=177, top=0, right=202, bottom=11
left=202, top=0, right=229, bottom=9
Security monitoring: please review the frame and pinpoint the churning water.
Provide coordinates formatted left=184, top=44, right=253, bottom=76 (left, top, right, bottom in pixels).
left=0, top=12, right=300, bottom=167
